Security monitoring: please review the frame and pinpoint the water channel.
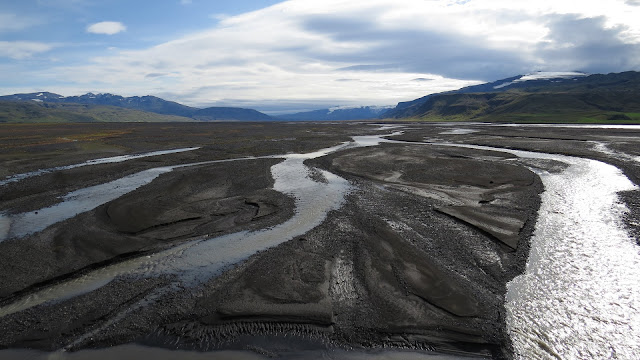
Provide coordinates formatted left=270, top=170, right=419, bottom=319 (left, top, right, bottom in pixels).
left=436, top=142, right=640, bottom=359
left=0, top=133, right=398, bottom=318
left=0, top=147, right=201, bottom=187
left=1, top=126, right=639, bottom=359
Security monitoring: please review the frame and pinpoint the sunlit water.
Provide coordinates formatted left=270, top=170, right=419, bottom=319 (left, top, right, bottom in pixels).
left=439, top=143, right=640, bottom=359
left=591, top=141, right=640, bottom=163
left=439, top=128, right=477, bottom=135
left=4, top=127, right=638, bottom=358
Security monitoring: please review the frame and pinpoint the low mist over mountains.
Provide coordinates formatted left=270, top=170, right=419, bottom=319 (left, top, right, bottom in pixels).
left=193, top=107, right=273, bottom=122
left=2, top=71, right=640, bottom=123
left=278, top=105, right=393, bottom=121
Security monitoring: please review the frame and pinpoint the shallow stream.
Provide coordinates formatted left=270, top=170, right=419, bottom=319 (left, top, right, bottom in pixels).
left=1, top=127, right=639, bottom=358
left=439, top=142, right=640, bottom=359
left=0, top=147, right=200, bottom=187
left=0, top=133, right=394, bottom=318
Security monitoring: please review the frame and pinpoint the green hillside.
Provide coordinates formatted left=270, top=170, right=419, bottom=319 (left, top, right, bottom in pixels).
left=0, top=101, right=196, bottom=123
left=385, top=71, right=640, bottom=123
left=399, top=91, right=640, bottom=123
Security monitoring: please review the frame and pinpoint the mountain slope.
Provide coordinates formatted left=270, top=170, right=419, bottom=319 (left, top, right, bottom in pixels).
left=383, top=71, right=640, bottom=122
left=0, top=92, right=198, bottom=117
left=0, top=101, right=195, bottom=123
left=0, top=92, right=276, bottom=122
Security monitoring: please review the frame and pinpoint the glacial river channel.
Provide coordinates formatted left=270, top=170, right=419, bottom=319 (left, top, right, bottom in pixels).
left=440, top=143, right=640, bottom=359
left=1, top=126, right=639, bottom=359
left=0, top=133, right=401, bottom=318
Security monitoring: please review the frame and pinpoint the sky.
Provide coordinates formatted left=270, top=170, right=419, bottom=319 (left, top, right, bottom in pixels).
left=1, top=0, right=640, bottom=114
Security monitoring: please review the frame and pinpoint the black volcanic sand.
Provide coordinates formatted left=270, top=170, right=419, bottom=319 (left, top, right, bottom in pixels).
left=0, top=122, right=638, bottom=359
left=393, top=123, right=640, bottom=245
left=0, top=158, right=293, bottom=298
left=0, top=122, right=356, bottom=213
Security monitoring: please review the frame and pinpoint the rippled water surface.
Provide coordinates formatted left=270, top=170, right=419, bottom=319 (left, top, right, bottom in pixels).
left=2, top=127, right=639, bottom=358
left=444, top=143, right=640, bottom=359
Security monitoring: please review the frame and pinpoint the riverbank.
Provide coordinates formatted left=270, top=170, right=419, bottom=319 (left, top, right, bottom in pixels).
left=0, top=122, right=638, bottom=359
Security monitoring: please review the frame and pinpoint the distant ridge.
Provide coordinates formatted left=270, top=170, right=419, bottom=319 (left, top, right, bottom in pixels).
left=0, top=92, right=198, bottom=117
left=0, top=101, right=196, bottom=123
left=278, top=105, right=394, bottom=121
left=4, top=71, right=640, bottom=123
left=382, top=71, right=640, bottom=123
left=193, top=107, right=275, bottom=122
left=0, top=92, right=275, bottom=122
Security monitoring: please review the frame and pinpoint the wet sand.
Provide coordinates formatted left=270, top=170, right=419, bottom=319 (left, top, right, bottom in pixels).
left=0, top=122, right=639, bottom=359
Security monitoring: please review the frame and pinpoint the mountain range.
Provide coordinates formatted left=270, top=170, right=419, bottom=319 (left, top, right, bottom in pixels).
left=0, top=92, right=197, bottom=117
left=382, top=71, right=640, bottom=122
left=278, top=106, right=394, bottom=121
left=2, top=70, right=640, bottom=123
left=0, top=92, right=276, bottom=123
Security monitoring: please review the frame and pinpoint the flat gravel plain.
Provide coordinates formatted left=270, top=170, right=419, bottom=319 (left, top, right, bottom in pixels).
left=0, top=122, right=638, bottom=359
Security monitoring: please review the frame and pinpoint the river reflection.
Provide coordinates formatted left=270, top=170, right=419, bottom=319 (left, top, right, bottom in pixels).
left=438, top=142, right=640, bottom=359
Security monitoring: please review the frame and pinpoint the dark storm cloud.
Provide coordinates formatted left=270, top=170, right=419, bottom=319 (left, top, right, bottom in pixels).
left=538, top=14, right=640, bottom=73
left=302, top=14, right=534, bottom=81
left=301, top=12, right=640, bottom=81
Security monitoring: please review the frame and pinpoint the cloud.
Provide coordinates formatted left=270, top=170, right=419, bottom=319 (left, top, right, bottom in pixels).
left=413, top=78, right=434, bottom=82
left=86, top=21, right=126, bottom=35
left=180, top=0, right=192, bottom=4
left=337, top=64, right=402, bottom=72
left=299, top=12, right=534, bottom=80
left=0, top=41, right=54, bottom=59
left=145, top=72, right=169, bottom=78
left=20, top=0, right=640, bottom=110
left=537, top=14, right=640, bottom=73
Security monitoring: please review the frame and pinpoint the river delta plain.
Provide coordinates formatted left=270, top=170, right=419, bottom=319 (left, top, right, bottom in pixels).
left=0, top=122, right=639, bottom=359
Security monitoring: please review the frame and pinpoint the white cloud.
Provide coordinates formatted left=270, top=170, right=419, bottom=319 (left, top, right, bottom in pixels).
left=86, top=21, right=126, bottom=35
left=0, top=41, right=54, bottom=59
left=29, top=0, right=640, bottom=110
